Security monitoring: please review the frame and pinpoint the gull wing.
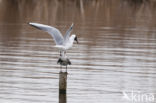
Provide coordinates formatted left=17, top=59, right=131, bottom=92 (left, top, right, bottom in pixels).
left=64, top=23, right=74, bottom=43
left=29, top=22, right=64, bottom=45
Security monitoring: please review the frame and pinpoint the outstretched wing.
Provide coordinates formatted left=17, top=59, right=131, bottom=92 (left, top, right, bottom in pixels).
left=64, top=23, right=74, bottom=43
left=29, top=22, right=64, bottom=45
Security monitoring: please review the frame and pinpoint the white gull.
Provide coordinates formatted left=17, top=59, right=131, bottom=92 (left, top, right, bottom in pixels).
left=29, top=22, right=78, bottom=55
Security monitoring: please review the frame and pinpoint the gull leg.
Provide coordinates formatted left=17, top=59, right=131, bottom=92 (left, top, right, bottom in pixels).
left=60, top=65, right=62, bottom=72
left=60, top=51, right=61, bottom=56
left=66, top=65, right=67, bottom=72
left=63, top=51, right=65, bottom=56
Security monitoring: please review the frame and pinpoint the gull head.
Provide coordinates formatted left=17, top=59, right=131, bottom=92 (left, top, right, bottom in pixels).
left=71, top=34, right=78, bottom=44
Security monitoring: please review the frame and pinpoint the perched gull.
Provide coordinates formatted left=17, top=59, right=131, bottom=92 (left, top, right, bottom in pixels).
left=57, top=54, right=71, bottom=72
left=29, top=22, right=78, bottom=55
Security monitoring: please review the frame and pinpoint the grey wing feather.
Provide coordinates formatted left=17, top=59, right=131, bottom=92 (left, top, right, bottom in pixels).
left=29, top=22, right=64, bottom=45
left=64, top=23, right=74, bottom=43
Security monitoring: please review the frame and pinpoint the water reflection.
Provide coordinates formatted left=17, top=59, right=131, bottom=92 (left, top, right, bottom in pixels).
left=0, top=0, right=156, bottom=103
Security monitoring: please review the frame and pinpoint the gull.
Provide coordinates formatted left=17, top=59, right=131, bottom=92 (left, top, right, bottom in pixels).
left=57, top=54, right=71, bottom=72
left=29, top=22, right=78, bottom=55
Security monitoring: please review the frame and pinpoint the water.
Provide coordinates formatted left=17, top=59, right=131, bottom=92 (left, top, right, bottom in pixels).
left=0, top=0, right=156, bottom=103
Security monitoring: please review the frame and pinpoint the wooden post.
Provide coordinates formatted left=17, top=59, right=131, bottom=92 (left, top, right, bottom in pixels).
left=59, top=72, right=67, bottom=103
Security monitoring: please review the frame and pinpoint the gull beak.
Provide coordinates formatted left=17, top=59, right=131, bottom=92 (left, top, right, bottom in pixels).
left=74, top=36, right=78, bottom=44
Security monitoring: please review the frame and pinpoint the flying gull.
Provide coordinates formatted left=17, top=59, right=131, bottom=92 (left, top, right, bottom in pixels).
left=29, top=22, right=78, bottom=55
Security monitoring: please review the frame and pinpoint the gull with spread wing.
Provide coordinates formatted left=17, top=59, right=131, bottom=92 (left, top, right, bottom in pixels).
left=29, top=22, right=78, bottom=55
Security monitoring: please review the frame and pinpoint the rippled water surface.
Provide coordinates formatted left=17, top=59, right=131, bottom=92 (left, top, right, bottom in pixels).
left=0, top=0, right=156, bottom=103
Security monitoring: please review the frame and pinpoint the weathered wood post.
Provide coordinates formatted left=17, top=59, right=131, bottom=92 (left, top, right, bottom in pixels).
left=59, top=72, right=67, bottom=103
